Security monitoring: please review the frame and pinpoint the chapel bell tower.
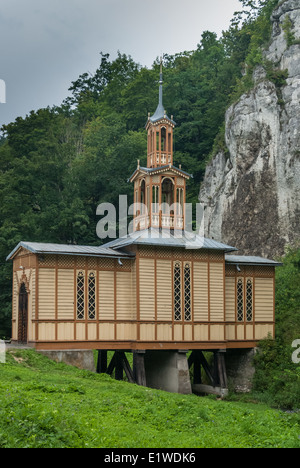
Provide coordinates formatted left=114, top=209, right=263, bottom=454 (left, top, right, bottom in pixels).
left=146, top=61, right=175, bottom=168
left=129, top=59, right=191, bottom=232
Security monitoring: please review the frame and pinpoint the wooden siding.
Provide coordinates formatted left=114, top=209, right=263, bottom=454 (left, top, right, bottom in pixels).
left=10, top=248, right=276, bottom=349
left=139, top=258, right=155, bottom=321
left=209, top=262, right=224, bottom=322
left=193, top=262, right=209, bottom=321
left=156, top=259, right=172, bottom=321
left=225, top=277, right=235, bottom=321
left=98, top=270, right=114, bottom=320
left=116, top=271, right=133, bottom=320
left=255, top=277, right=274, bottom=322
left=57, top=269, right=74, bottom=320
left=38, top=269, right=56, bottom=320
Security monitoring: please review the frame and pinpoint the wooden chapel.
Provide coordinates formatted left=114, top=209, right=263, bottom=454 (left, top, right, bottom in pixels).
left=6, top=63, right=281, bottom=393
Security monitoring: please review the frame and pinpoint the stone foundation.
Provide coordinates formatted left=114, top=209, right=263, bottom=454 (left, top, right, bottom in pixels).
left=144, top=350, right=192, bottom=394
left=225, top=349, right=256, bottom=393
left=38, top=349, right=96, bottom=372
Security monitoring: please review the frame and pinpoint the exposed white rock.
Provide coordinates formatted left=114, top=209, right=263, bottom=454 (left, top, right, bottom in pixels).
left=200, top=0, right=300, bottom=257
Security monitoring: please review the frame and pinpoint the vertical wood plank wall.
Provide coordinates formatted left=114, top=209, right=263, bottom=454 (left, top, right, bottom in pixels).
left=11, top=247, right=276, bottom=348
left=225, top=265, right=275, bottom=342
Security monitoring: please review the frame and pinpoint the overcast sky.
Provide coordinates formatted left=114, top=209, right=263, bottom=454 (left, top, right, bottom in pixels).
left=0, top=0, right=241, bottom=127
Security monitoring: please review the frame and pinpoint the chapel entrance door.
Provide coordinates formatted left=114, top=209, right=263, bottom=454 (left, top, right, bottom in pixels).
left=18, top=283, right=28, bottom=343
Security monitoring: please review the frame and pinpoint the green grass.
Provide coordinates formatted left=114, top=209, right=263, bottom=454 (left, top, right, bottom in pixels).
left=0, top=349, right=299, bottom=448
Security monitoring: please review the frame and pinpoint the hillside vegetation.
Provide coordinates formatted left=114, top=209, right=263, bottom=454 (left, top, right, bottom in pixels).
left=0, top=349, right=299, bottom=448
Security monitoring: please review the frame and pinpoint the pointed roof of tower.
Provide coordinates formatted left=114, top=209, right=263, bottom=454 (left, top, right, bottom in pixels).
left=148, top=58, right=176, bottom=125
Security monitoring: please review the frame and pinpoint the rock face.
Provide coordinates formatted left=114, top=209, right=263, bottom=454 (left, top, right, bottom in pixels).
left=200, top=0, right=300, bottom=258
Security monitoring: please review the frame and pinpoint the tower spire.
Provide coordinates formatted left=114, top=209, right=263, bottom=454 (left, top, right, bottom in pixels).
left=149, top=56, right=166, bottom=123
left=159, top=56, right=163, bottom=110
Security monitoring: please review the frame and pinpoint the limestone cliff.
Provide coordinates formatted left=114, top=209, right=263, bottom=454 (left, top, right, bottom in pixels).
left=199, top=0, right=300, bottom=258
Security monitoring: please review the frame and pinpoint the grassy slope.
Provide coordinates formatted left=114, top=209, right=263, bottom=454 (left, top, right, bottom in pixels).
left=0, top=349, right=299, bottom=448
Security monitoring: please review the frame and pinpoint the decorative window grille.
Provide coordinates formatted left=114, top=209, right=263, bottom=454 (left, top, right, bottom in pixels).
left=236, top=277, right=253, bottom=323
left=237, top=278, right=244, bottom=322
left=246, top=278, right=253, bottom=322
left=77, top=271, right=85, bottom=320
left=88, top=272, right=96, bottom=320
left=174, top=262, right=182, bottom=321
left=184, top=263, right=191, bottom=321
left=173, top=262, right=192, bottom=322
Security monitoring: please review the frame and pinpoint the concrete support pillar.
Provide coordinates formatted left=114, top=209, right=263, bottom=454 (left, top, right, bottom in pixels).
left=144, top=350, right=192, bottom=394
left=225, top=348, right=256, bottom=393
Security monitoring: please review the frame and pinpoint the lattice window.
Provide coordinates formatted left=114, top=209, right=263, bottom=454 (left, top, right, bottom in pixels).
left=76, top=271, right=85, bottom=320
left=174, top=262, right=182, bottom=321
left=88, top=272, right=96, bottom=320
left=237, top=278, right=244, bottom=322
left=246, top=278, right=253, bottom=322
left=184, top=263, right=191, bottom=321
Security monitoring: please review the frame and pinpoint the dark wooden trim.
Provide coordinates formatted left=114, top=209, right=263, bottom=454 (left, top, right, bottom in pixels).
left=55, top=256, right=58, bottom=341
left=34, top=340, right=260, bottom=351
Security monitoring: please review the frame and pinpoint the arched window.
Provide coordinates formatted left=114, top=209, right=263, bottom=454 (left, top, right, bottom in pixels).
left=77, top=271, right=85, bottom=320
left=174, top=262, right=192, bottom=322
left=236, top=277, right=253, bottom=323
left=174, top=262, right=181, bottom=321
left=152, top=185, right=159, bottom=213
left=140, top=180, right=146, bottom=214
left=18, top=283, right=28, bottom=343
left=161, top=178, right=174, bottom=214
left=161, top=127, right=166, bottom=151
left=237, top=278, right=244, bottom=322
left=168, top=132, right=171, bottom=154
left=246, top=278, right=253, bottom=322
left=88, top=272, right=96, bottom=320
left=184, top=263, right=191, bottom=322
left=176, top=188, right=184, bottom=216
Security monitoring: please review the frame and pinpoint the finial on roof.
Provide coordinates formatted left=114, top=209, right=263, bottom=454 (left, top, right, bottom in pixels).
left=147, top=56, right=176, bottom=126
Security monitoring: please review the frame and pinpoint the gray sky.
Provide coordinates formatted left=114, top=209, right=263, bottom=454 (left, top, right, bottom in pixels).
left=0, top=0, right=241, bottom=127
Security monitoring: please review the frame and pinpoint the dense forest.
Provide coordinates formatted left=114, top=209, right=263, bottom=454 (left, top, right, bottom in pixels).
left=0, top=0, right=299, bottom=406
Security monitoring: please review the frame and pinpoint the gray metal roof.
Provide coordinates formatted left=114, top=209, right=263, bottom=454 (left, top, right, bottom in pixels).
left=6, top=241, right=135, bottom=261
left=225, top=255, right=282, bottom=266
left=104, top=228, right=237, bottom=252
